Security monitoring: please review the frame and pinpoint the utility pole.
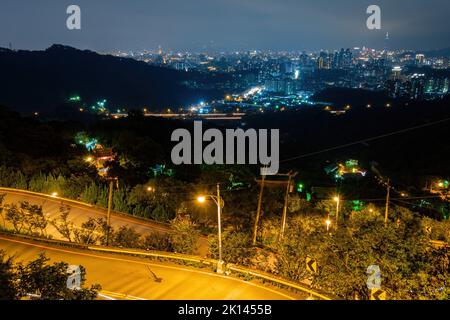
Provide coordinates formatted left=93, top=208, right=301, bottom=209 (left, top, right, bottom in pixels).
left=280, top=172, right=296, bottom=239
left=252, top=172, right=266, bottom=245
left=106, top=179, right=114, bottom=246
left=216, top=183, right=223, bottom=265
left=334, top=196, right=340, bottom=229
left=384, top=178, right=390, bottom=225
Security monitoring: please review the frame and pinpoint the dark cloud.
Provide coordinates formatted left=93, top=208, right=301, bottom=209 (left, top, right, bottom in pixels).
left=0, top=0, right=448, bottom=51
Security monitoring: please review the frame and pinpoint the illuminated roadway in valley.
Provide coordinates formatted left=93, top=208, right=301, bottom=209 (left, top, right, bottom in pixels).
left=0, top=235, right=303, bottom=300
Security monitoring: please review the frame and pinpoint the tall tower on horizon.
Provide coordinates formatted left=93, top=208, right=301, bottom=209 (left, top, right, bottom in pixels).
left=384, top=32, right=390, bottom=51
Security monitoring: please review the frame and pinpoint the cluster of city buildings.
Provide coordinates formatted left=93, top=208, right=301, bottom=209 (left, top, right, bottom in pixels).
left=105, top=42, right=449, bottom=112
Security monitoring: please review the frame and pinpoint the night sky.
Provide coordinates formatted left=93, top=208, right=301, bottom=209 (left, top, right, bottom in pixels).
left=1, top=0, right=449, bottom=52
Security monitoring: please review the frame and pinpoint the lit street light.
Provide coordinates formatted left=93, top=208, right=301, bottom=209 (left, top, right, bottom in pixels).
left=197, top=183, right=225, bottom=274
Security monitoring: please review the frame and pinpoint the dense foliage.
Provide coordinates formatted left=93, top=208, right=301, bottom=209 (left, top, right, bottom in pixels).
left=0, top=251, right=100, bottom=300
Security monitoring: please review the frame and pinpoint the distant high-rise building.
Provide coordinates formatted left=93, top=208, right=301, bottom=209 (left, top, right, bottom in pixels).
left=317, top=56, right=325, bottom=70
left=344, top=49, right=353, bottom=69
left=281, top=61, right=293, bottom=74
left=385, top=32, right=390, bottom=48
left=410, top=74, right=425, bottom=100
left=391, top=66, right=402, bottom=80
left=415, top=54, right=425, bottom=65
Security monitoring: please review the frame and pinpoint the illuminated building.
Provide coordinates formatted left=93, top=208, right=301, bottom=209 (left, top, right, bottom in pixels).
left=415, top=54, right=425, bottom=66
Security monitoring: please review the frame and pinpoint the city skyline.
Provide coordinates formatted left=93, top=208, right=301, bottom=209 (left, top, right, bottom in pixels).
left=1, top=0, right=450, bottom=52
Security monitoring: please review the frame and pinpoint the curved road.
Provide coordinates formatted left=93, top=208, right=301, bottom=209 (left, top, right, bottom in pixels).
left=0, top=236, right=302, bottom=300
left=0, top=188, right=208, bottom=255
left=0, top=188, right=170, bottom=235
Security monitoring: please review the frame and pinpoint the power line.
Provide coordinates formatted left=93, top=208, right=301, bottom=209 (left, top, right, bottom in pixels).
left=335, top=195, right=445, bottom=202
left=149, top=185, right=252, bottom=196
left=280, top=117, right=450, bottom=164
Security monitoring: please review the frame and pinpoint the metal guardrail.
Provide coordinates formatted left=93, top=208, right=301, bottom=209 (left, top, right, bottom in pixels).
left=0, top=230, right=90, bottom=250
left=430, top=240, right=449, bottom=248
left=0, top=187, right=95, bottom=208
left=0, top=232, right=332, bottom=300
left=87, top=246, right=215, bottom=265
left=227, top=264, right=332, bottom=300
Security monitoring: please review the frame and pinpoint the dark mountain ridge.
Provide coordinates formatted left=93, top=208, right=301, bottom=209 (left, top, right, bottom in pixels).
left=0, top=44, right=218, bottom=113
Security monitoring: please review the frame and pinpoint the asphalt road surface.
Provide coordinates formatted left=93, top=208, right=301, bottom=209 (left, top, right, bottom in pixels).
left=0, top=236, right=303, bottom=300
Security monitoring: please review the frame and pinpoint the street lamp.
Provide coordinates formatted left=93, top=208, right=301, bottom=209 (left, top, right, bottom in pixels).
left=197, top=183, right=225, bottom=274
left=333, top=196, right=340, bottom=228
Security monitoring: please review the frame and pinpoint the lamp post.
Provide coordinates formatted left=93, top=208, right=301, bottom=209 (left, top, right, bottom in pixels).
left=197, top=183, right=225, bottom=274
left=333, top=196, right=340, bottom=228
left=106, top=177, right=118, bottom=246
left=326, top=217, right=332, bottom=232
left=106, top=179, right=114, bottom=246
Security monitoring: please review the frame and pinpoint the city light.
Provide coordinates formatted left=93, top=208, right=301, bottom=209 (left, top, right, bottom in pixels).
left=197, top=196, right=206, bottom=203
left=69, top=95, right=81, bottom=102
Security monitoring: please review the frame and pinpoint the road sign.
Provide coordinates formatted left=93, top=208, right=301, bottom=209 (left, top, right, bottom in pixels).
left=370, top=288, right=386, bottom=300
left=306, top=256, right=318, bottom=273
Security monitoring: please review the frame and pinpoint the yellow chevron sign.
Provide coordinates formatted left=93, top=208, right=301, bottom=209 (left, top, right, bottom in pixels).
left=306, top=256, right=318, bottom=273
left=370, top=288, right=386, bottom=300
